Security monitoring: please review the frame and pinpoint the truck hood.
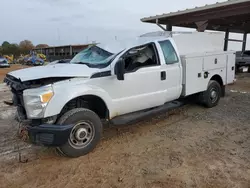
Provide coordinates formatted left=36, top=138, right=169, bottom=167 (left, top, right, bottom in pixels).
left=8, top=64, right=102, bottom=82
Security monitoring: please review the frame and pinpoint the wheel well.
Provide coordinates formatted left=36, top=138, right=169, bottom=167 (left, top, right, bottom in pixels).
left=60, top=95, right=109, bottom=119
left=210, top=75, right=225, bottom=96
left=210, top=75, right=223, bottom=87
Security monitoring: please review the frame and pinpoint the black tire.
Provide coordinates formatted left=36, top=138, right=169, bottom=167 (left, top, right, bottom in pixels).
left=57, top=108, right=103, bottom=158
left=200, top=80, right=222, bottom=108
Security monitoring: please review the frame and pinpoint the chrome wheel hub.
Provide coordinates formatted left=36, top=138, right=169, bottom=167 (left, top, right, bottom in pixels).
left=75, top=128, right=88, bottom=141
left=210, top=88, right=218, bottom=103
left=211, top=90, right=217, bottom=99
left=69, top=121, right=95, bottom=149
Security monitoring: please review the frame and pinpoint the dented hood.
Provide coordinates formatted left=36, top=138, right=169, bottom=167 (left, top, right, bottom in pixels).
left=8, top=64, right=101, bottom=82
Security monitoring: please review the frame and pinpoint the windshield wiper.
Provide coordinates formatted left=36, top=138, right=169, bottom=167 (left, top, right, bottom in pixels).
left=73, top=62, right=92, bottom=67
left=73, top=61, right=107, bottom=68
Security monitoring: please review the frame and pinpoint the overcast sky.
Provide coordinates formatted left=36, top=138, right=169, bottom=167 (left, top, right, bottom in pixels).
left=0, top=0, right=249, bottom=50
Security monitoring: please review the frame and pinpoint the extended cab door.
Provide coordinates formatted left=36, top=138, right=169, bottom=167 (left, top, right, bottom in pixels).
left=108, top=42, right=171, bottom=116
left=156, top=39, right=182, bottom=102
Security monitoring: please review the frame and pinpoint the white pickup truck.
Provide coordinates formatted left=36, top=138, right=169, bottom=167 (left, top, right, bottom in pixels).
left=4, top=33, right=236, bottom=157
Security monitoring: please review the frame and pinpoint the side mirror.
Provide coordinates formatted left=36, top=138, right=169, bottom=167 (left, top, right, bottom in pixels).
left=114, top=58, right=125, bottom=80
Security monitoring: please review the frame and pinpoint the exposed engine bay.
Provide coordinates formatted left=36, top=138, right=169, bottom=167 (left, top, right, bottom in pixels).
left=4, top=74, right=72, bottom=91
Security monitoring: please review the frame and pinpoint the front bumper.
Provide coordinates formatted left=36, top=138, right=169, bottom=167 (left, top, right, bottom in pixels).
left=28, top=124, right=74, bottom=146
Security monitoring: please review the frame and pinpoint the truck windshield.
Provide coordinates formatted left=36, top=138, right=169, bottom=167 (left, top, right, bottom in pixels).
left=70, top=45, right=119, bottom=68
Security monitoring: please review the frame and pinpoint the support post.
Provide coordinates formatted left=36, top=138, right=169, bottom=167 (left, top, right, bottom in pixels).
left=224, top=29, right=229, bottom=51
left=166, top=24, right=172, bottom=31
left=156, top=19, right=166, bottom=31
left=70, top=46, right=73, bottom=56
left=242, top=32, right=247, bottom=53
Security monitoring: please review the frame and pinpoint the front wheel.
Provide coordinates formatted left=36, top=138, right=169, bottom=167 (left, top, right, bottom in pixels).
left=199, top=80, right=222, bottom=108
left=57, top=108, right=103, bottom=158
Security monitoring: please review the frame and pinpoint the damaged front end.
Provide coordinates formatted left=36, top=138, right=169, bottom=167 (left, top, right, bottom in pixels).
left=4, top=74, right=74, bottom=146
left=4, top=74, right=72, bottom=121
left=4, top=74, right=30, bottom=121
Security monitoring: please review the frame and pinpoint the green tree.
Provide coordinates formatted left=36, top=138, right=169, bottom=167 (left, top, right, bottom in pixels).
left=0, top=46, right=3, bottom=56
left=2, top=41, right=10, bottom=48
left=1, top=42, right=21, bottom=57
left=8, top=44, right=20, bottom=56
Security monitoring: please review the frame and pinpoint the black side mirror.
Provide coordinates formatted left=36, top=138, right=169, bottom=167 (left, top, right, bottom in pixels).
left=115, top=58, right=125, bottom=80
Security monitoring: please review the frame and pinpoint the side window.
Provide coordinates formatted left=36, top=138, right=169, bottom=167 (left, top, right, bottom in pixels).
left=159, top=40, right=179, bottom=64
left=122, top=43, right=159, bottom=72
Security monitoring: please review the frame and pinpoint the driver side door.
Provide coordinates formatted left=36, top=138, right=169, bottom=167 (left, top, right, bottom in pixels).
left=108, top=43, right=168, bottom=117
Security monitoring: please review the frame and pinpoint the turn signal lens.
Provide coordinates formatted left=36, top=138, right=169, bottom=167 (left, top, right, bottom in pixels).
left=41, top=92, right=54, bottom=103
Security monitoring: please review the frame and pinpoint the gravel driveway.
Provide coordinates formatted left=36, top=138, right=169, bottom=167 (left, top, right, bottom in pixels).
left=0, top=75, right=250, bottom=188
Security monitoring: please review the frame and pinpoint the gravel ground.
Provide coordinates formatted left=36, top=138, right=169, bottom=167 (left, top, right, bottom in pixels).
left=0, top=75, right=250, bottom=188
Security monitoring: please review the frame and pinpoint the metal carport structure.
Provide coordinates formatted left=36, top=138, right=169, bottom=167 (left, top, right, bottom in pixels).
left=141, top=0, right=250, bottom=52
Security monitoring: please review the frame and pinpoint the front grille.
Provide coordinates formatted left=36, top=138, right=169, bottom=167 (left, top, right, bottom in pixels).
left=4, top=74, right=29, bottom=91
left=5, top=74, right=28, bottom=120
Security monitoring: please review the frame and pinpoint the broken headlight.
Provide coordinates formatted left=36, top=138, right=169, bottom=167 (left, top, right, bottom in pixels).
left=23, top=85, right=54, bottom=119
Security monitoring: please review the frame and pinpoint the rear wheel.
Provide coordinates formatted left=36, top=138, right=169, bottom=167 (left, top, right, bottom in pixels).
left=199, top=80, right=221, bottom=108
left=57, top=108, right=103, bottom=158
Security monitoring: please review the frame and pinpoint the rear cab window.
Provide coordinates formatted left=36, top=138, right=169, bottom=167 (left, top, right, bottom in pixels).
left=158, top=40, right=179, bottom=64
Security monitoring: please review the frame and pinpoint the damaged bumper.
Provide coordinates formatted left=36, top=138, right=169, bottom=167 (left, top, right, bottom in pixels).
left=28, top=124, right=74, bottom=146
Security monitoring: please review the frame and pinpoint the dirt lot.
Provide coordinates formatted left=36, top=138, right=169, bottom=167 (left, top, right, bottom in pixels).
left=0, top=64, right=29, bottom=83
left=0, top=74, right=250, bottom=188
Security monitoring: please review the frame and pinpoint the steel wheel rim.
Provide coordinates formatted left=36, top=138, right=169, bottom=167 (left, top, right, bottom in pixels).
left=69, top=121, right=95, bottom=149
left=210, top=88, right=218, bottom=103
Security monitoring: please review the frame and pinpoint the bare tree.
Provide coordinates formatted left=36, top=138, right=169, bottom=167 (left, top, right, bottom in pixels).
left=19, top=40, right=34, bottom=54
left=36, top=44, right=49, bottom=48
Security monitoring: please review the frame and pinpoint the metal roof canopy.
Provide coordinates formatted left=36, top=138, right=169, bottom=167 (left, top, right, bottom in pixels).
left=141, top=0, right=250, bottom=51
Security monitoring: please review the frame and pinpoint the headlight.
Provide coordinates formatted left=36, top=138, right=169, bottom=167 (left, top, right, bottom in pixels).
left=40, top=92, right=54, bottom=103
left=23, top=85, right=54, bottom=118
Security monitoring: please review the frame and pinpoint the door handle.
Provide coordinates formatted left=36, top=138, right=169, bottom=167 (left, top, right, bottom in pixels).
left=161, top=71, right=166, bottom=80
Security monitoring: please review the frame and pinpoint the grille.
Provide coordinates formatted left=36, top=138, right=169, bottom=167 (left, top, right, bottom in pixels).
left=4, top=74, right=27, bottom=119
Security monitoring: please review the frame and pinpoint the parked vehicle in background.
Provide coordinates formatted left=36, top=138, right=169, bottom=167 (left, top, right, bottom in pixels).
left=25, top=55, right=44, bottom=66
left=236, top=50, right=250, bottom=72
left=4, top=32, right=236, bottom=158
left=0, top=57, right=10, bottom=68
left=37, top=53, right=47, bottom=62
left=3, top=55, right=14, bottom=64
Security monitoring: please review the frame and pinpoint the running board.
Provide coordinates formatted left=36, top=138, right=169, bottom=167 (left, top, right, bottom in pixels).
left=110, top=101, right=185, bottom=126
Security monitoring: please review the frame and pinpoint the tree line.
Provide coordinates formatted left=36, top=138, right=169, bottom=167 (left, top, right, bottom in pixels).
left=0, top=40, right=49, bottom=57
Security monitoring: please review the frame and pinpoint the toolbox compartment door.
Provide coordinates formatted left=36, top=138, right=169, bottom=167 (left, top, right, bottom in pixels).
left=226, top=53, right=236, bottom=84
left=203, top=54, right=227, bottom=71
